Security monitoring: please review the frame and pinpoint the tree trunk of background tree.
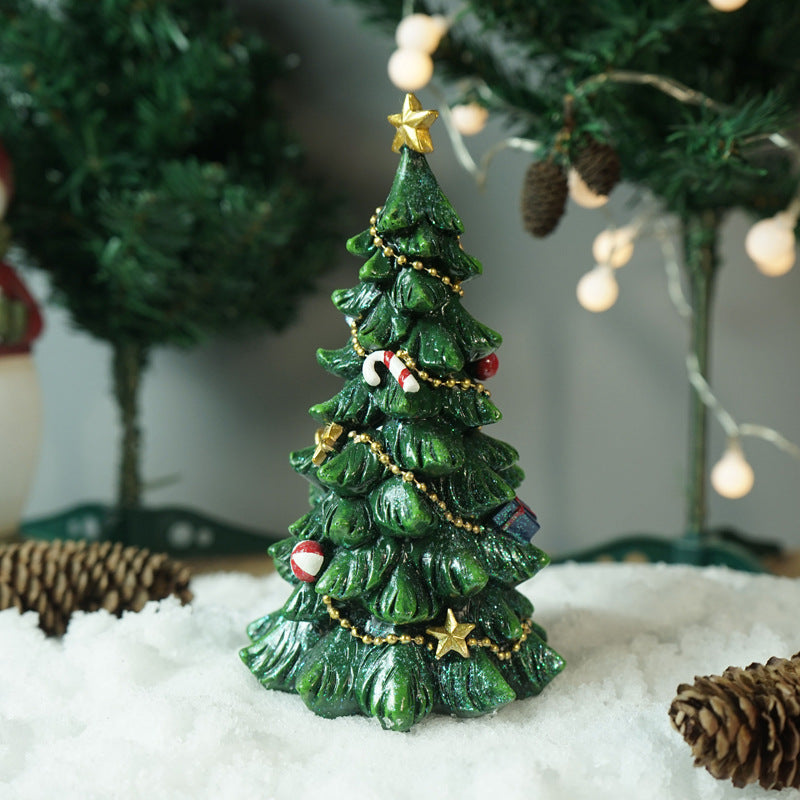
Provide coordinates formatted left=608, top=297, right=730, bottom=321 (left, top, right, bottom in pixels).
left=112, top=339, right=147, bottom=510
left=683, top=210, right=720, bottom=539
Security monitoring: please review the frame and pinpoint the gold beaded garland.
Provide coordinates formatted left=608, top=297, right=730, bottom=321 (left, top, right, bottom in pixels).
left=347, top=430, right=483, bottom=533
left=321, top=595, right=532, bottom=661
left=369, top=207, right=464, bottom=297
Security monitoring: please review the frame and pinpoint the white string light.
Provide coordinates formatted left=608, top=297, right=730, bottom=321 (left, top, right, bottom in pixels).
left=576, top=264, right=619, bottom=312
left=653, top=221, right=694, bottom=319
left=387, top=48, right=434, bottom=91
left=708, top=0, right=749, bottom=11
left=449, top=103, right=489, bottom=136
left=655, top=230, right=800, bottom=497
left=395, top=13, right=448, bottom=52
left=568, top=168, right=609, bottom=209
left=574, top=69, right=729, bottom=113
left=744, top=199, right=800, bottom=277
left=575, top=208, right=799, bottom=498
left=388, top=10, right=447, bottom=92
left=711, top=441, right=755, bottom=499
left=592, top=225, right=636, bottom=268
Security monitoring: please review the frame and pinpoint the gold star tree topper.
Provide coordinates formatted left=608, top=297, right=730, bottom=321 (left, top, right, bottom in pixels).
left=426, top=608, right=476, bottom=659
left=388, top=93, right=438, bottom=154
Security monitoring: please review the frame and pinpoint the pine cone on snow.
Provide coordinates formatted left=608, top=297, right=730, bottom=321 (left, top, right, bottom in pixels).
left=670, top=653, right=800, bottom=790
left=572, top=136, right=621, bottom=197
left=0, top=539, right=193, bottom=636
left=520, top=159, right=568, bottom=238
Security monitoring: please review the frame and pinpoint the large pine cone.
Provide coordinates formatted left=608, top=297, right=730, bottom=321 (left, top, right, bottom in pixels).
left=520, top=160, right=568, bottom=238
left=0, top=539, right=193, bottom=636
left=572, top=137, right=621, bottom=197
left=670, top=653, right=800, bottom=790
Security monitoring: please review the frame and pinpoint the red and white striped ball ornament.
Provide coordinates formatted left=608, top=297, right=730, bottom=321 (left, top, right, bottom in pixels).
left=362, top=349, right=420, bottom=393
left=290, top=540, right=325, bottom=583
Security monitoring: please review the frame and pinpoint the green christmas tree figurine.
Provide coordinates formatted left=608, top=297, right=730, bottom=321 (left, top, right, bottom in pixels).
left=241, top=94, right=564, bottom=732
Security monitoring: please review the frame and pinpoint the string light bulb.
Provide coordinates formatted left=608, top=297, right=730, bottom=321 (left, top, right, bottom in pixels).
left=577, top=264, right=619, bottom=312
left=754, top=247, right=795, bottom=277
left=568, top=168, right=609, bottom=209
left=708, top=0, right=749, bottom=10
left=395, top=14, right=448, bottom=54
left=450, top=104, right=489, bottom=136
left=387, top=48, right=434, bottom=91
left=711, top=442, right=755, bottom=499
left=592, top=226, right=636, bottom=268
left=745, top=211, right=797, bottom=275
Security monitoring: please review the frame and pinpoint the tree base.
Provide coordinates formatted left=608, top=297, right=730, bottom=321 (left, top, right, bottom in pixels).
left=20, top=502, right=277, bottom=557
left=240, top=583, right=565, bottom=732
left=553, top=528, right=782, bottom=573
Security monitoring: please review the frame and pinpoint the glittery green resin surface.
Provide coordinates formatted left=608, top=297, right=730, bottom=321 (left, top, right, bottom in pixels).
left=241, top=146, right=564, bottom=731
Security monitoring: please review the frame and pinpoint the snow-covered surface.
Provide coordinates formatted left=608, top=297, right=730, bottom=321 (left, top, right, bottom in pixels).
left=2, top=562, right=799, bottom=800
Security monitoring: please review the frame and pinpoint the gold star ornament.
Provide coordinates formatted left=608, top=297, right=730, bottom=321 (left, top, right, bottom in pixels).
left=426, top=608, right=475, bottom=659
left=388, top=93, right=438, bottom=154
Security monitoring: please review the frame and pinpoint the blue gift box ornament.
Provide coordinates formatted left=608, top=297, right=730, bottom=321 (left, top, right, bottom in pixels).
left=491, top=497, right=540, bottom=543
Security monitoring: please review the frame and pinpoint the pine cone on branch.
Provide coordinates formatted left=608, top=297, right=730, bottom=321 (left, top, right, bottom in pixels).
left=670, top=653, right=800, bottom=790
left=0, top=539, right=193, bottom=636
left=572, top=137, right=621, bottom=198
left=520, top=159, right=568, bottom=238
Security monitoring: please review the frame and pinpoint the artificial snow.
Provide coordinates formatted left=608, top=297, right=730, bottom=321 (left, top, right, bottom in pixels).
left=1, top=563, right=799, bottom=800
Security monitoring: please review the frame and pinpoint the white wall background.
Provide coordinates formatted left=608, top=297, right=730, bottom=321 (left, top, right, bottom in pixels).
left=22, top=0, right=800, bottom=556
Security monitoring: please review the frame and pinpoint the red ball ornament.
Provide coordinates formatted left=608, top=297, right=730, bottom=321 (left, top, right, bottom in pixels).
left=290, top=540, right=325, bottom=583
left=470, top=353, right=499, bottom=380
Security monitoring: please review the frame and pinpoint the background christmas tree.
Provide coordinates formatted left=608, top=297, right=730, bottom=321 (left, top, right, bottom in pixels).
left=339, top=0, right=800, bottom=567
left=241, top=94, right=563, bottom=732
left=0, top=0, right=337, bottom=516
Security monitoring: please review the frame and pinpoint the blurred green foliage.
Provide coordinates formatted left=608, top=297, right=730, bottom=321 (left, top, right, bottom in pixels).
left=0, top=0, right=339, bottom=508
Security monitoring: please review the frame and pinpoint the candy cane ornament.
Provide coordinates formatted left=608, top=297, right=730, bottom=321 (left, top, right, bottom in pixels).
left=362, top=349, right=420, bottom=393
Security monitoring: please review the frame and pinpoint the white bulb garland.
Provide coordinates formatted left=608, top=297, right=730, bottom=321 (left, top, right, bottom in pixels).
left=711, top=442, right=755, bottom=499
left=708, top=0, right=749, bottom=10
left=656, top=228, right=800, bottom=500
left=388, top=13, right=449, bottom=92
left=388, top=14, right=492, bottom=142
left=395, top=13, right=447, bottom=54
left=592, top=226, right=636, bottom=268
left=745, top=210, right=798, bottom=277
left=576, top=264, right=619, bottom=312
left=450, top=103, right=489, bottom=136
left=754, top=247, right=796, bottom=277
left=572, top=210, right=800, bottom=499
left=387, top=48, right=434, bottom=92
left=568, top=168, right=609, bottom=209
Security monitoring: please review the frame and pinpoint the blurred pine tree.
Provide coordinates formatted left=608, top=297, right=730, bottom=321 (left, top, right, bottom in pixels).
left=0, top=0, right=339, bottom=511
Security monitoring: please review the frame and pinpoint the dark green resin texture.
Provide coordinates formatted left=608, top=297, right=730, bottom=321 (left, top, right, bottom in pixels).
left=241, top=144, right=564, bottom=731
